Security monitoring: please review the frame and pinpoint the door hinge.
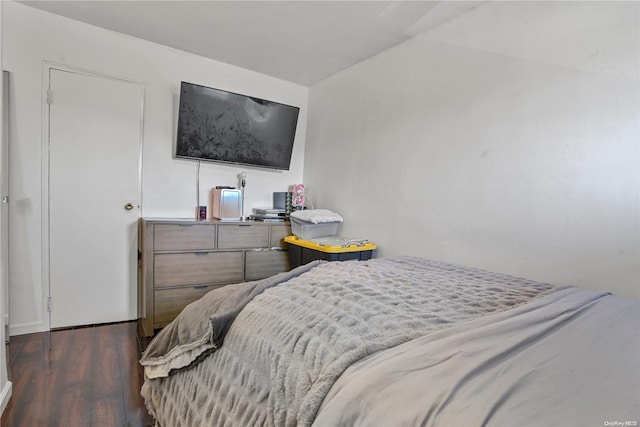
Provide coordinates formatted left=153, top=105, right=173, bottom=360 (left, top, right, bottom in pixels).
left=47, top=296, right=52, bottom=312
left=47, top=90, right=54, bottom=104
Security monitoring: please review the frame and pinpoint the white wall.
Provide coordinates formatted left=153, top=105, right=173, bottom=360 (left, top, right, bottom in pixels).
left=3, top=2, right=308, bottom=334
left=305, top=2, right=639, bottom=299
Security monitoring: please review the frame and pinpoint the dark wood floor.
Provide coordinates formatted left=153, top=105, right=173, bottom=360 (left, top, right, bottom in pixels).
left=1, top=321, right=155, bottom=427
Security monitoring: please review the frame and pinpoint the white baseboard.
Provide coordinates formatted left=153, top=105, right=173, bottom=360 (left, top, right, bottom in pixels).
left=0, top=380, right=12, bottom=416
left=9, top=320, right=45, bottom=337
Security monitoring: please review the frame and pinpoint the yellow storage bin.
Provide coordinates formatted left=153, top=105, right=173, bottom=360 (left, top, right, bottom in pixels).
left=284, top=235, right=377, bottom=267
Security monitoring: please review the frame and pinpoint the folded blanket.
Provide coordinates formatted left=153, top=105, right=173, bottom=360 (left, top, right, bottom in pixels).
left=140, top=261, right=322, bottom=379
left=290, top=209, right=343, bottom=224
left=310, top=236, right=370, bottom=247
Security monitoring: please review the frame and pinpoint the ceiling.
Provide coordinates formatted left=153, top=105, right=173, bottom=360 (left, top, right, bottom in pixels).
left=18, top=0, right=486, bottom=86
left=17, top=1, right=639, bottom=85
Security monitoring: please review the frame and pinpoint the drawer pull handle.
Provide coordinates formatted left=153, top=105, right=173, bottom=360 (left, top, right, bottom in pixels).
left=193, top=285, right=208, bottom=290
left=194, top=252, right=209, bottom=256
left=178, top=224, right=194, bottom=227
left=238, top=224, right=252, bottom=227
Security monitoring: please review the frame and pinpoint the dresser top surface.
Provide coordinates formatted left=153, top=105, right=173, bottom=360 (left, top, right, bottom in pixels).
left=141, top=217, right=289, bottom=225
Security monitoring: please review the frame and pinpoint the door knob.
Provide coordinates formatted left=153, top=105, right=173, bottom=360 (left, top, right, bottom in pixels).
left=124, top=203, right=134, bottom=211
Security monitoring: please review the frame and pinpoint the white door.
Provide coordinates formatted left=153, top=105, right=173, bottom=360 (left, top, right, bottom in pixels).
left=48, top=67, right=143, bottom=329
left=2, top=71, right=9, bottom=339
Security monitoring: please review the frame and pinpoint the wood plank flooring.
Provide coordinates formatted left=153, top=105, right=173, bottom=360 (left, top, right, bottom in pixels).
left=1, top=321, right=155, bottom=427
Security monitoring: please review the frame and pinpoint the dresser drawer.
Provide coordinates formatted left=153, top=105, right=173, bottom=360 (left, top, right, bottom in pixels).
left=218, top=224, right=269, bottom=249
left=153, top=284, right=224, bottom=327
left=154, top=251, right=244, bottom=288
left=270, top=224, right=292, bottom=248
left=140, top=218, right=293, bottom=337
left=245, top=249, right=290, bottom=281
left=154, top=224, right=216, bottom=251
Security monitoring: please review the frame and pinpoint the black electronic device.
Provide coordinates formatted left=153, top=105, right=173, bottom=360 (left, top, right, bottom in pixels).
left=175, top=81, right=300, bottom=170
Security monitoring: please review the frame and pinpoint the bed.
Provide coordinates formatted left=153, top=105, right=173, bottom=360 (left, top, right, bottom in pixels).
left=140, top=257, right=639, bottom=426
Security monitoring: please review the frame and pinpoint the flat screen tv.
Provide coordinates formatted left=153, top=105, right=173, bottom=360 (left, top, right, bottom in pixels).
left=175, top=81, right=300, bottom=170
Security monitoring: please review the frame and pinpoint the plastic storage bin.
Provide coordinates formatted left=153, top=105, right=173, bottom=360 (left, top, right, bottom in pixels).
left=290, top=217, right=341, bottom=240
left=285, top=235, right=377, bottom=268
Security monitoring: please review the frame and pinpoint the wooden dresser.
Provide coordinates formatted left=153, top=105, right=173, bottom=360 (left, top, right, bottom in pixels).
left=138, top=218, right=291, bottom=336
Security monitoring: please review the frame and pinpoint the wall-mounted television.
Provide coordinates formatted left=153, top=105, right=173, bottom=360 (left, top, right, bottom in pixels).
left=175, top=81, right=300, bottom=170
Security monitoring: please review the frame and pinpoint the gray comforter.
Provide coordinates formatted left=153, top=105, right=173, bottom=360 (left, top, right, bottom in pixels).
left=141, top=257, right=563, bottom=426
left=141, top=261, right=322, bottom=379
left=315, top=287, right=640, bottom=426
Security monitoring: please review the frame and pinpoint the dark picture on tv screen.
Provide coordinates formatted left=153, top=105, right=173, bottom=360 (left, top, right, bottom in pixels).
left=175, top=81, right=300, bottom=170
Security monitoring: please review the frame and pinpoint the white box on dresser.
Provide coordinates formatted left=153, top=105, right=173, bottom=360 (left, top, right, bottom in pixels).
left=138, top=218, right=291, bottom=336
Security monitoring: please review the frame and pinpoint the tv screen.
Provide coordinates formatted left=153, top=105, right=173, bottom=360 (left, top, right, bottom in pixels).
left=175, top=81, right=300, bottom=170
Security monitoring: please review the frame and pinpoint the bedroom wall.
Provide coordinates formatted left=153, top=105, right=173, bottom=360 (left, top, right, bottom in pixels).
left=3, top=2, right=308, bottom=334
left=305, top=2, right=640, bottom=299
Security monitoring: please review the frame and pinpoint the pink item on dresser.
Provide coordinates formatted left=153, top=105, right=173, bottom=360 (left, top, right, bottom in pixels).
left=288, top=184, right=305, bottom=207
